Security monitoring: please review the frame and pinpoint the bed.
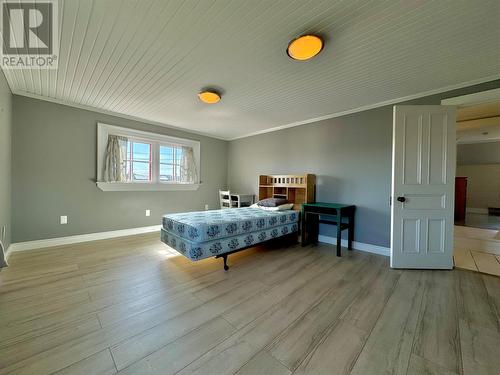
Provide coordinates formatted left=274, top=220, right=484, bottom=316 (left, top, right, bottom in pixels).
left=161, top=174, right=316, bottom=270
left=161, top=207, right=299, bottom=269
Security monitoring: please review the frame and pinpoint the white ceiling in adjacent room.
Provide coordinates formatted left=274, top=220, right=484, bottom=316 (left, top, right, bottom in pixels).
left=457, top=100, right=500, bottom=144
left=2, top=0, right=500, bottom=139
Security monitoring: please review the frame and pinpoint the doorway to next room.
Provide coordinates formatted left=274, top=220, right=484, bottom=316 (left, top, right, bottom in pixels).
left=451, top=95, right=500, bottom=276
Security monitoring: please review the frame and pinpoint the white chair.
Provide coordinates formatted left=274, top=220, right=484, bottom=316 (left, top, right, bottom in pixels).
left=219, top=190, right=239, bottom=209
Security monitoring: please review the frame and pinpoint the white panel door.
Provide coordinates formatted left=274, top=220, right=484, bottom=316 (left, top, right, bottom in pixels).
left=391, top=105, right=456, bottom=269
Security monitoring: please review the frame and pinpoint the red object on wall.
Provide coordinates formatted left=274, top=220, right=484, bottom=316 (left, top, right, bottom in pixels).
left=455, top=177, right=467, bottom=222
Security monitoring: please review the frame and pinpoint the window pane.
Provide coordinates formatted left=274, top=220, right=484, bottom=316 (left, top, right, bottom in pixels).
left=176, top=147, right=183, bottom=162
left=160, top=146, right=173, bottom=164
left=132, top=161, right=151, bottom=181
left=133, top=142, right=151, bottom=162
left=160, top=164, right=174, bottom=182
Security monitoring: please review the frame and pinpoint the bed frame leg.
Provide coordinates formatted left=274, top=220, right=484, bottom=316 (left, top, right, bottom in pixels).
left=222, top=254, right=229, bottom=271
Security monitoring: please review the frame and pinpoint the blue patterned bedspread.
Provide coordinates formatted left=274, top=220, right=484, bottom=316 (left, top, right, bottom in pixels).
left=161, top=208, right=299, bottom=261
left=162, top=207, right=299, bottom=242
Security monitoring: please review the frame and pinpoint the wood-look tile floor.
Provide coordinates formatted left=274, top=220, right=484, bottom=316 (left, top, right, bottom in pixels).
left=1, top=233, right=499, bottom=375
left=454, top=248, right=500, bottom=276
left=454, top=225, right=500, bottom=256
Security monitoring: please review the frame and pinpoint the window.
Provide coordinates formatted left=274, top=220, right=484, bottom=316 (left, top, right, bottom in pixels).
left=159, top=145, right=183, bottom=182
left=125, top=141, right=152, bottom=182
left=96, top=123, right=200, bottom=191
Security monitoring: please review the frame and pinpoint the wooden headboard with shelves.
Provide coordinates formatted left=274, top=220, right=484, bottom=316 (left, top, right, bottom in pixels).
left=258, top=174, right=316, bottom=210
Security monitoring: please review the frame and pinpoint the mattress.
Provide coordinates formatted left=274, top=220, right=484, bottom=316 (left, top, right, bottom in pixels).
left=161, top=222, right=299, bottom=261
left=162, top=207, right=299, bottom=243
left=161, top=207, right=300, bottom=261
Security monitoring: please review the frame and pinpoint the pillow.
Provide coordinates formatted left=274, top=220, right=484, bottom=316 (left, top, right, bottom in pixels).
left=277, top=203, right=294, bottom=211
left=254, top=203, right=294, bottom=211
left=256, top=198, right=288, bottom=207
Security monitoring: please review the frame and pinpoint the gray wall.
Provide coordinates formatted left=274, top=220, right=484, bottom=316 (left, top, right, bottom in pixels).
left=457, top=141, right=500, bottom=210
left=12, top=96, right=228, bottom=243
left=457, top=141, right=500, bottom=165
left=228, top=107, right=394, bottom=247
left=0, top=71, right=12, bottom=259
left=228, top=80, right=500, bottom=248
left=9, top=79, right=500, bottom=245
left=456, top=164, right=500, bottom=209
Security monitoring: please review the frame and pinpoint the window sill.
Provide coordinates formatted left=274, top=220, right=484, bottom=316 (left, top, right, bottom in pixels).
left=96, top=182, right=201, bottom=192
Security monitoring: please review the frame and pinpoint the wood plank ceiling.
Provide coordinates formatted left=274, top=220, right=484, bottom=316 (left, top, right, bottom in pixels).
left=3, top=0, right=500, bottom=139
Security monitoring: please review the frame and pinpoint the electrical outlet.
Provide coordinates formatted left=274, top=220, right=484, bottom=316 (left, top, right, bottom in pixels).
left=205, top=204, right=209, bottom=211
left=145, top=209, right=151, bottom=217
left=60, top=215, right=68, bottom=225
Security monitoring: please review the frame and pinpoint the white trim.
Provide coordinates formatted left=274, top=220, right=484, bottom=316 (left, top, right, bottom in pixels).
left=7, top=229, right=390, bottom=256
left=8, top=225, right=162, bottom=253
left=458, top=138, right=500, bottom=145
left=97, top=123, right=201, bottom=189
left=11, top=75, right=500, bottom=142
left=98, top=123, right=201, bottom=147
left=96, top=182, right=200, bottom=191
left=11, top=90, right=228, bottom=141
left=318, top=235, right=390, bottom=257
left=230, top=74, right=500, bottom=140
left=441, top=87, right=500, bottom=106
left=466, top=207, right=489, bottom=215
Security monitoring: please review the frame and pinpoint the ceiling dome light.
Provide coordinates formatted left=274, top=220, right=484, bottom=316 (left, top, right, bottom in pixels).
left=287, top=34, right=323, bottom=61
left=198, top=90, right=221, bottom=104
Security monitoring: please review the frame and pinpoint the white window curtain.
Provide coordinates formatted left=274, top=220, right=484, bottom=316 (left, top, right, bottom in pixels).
left=0, top=241, right=7, bottom=268
left=103, top=135, right=128, bottom=182
left=180, top=146, right=198, bottom=183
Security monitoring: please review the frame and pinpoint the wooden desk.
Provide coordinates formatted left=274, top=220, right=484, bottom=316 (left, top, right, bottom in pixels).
left=301, top=202, right=356, bottom=256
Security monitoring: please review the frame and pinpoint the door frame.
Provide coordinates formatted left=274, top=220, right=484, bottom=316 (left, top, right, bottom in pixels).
left=445, top=88, right=500, bottom=255
left=441, top=87, right=500, bottom=107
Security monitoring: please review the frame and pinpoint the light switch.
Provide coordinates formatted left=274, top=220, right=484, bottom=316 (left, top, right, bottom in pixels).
left=60, top=216, right=68, bottom=224
left=145, top=209, right=151, bottom=217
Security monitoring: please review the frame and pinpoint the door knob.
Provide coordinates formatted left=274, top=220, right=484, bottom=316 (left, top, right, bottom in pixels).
left=397, top=196, right=406, bottom=203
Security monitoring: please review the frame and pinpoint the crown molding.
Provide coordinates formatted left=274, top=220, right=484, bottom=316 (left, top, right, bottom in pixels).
left=10, top=73, right=500, bottom=142
left=11, top=90, right=230, bottom=141
left=441, top=87, right=500, bottom=106
left=230, top=74, right=500, bottom=140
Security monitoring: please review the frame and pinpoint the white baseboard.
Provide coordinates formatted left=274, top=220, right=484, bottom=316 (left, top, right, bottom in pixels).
left=6, top=226, right=390, bottom=258
left=318, top=235, right=390, bottom=257
left=8, top=225, right=162, bottom=253
left=466, top=207, right=489, bottom=215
